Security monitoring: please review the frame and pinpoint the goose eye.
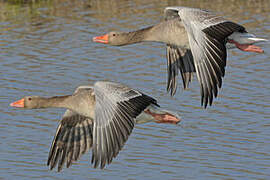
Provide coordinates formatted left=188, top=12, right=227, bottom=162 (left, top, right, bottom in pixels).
left=28, top=97, right=32, bottom=101
left=112, top=34, right=116, bottom=36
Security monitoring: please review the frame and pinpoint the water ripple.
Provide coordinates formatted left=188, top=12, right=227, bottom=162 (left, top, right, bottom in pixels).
left=1, top=0, right=270, bottom=179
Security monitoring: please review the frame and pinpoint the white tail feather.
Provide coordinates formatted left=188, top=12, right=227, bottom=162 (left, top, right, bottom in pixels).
left=228, top=32, right=268, bottom=44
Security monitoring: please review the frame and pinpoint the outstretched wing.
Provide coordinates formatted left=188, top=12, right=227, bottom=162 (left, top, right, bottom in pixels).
left=47, top=86, right=94, bottom=172
left=92, top=81, right=158, bottom=169
left=165, top=7, right=246, bottom=107
left=47, top=110, right=93, bottom=172
left=164, top=10, right=196, bottom=94
left=166, top=45, right=195, bottom=95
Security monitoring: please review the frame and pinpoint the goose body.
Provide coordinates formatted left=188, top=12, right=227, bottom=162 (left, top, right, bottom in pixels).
left=93, top=6, right=267, bottom=107
left=10, top=81, right=180, bottom=171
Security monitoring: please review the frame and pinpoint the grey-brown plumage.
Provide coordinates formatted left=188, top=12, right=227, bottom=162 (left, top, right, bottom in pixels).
left=11, top=81, right=161, bottom=171
left=46, top=82, right=158, bottom=170
left=93, top=6, right=257, bottom=108
left=91, top=81, right=158, bottom=169
left=164, top=7, right=246, bottom=107
left=47, top=110, right=93, bottom=172
left=167, top=7, right=246, bottom=107
left=166, top=45, right=195, bottom=95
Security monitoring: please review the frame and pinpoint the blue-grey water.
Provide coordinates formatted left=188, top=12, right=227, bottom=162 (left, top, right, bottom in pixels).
left=1, top=0, right=270, bottom=179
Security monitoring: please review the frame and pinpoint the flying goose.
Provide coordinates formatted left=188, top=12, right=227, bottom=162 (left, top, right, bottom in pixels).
left=10, top=81, right=180, bottom=171
left=93, top=7, right=267, bottom=107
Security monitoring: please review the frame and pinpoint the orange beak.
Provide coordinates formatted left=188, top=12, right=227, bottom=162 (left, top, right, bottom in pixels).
left=92, top=34, right=109, bottom=44
left=10, top=98, right=25, bottom=108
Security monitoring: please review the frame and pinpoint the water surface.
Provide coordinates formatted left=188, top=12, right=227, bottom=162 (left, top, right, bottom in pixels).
left=1, top=0, right=270, bottom=179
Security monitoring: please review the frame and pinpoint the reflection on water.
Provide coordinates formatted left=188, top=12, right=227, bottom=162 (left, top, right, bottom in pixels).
left=1, top=0, right=270, bottom=179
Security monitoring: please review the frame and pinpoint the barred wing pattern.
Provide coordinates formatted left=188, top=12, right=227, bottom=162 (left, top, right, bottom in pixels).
left=166, top=45, right=195, bottom=95
left=165, top=7, right=246, bottom=107
left=47, top=86, right=94, bottom=172
left=47, top=110, right=93, bottom=172
left=164, top=10, right=196, bottom=94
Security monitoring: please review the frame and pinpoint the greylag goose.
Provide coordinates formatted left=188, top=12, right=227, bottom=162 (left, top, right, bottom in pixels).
left=93, top=7, right=267, bottom=108
left=10, top=81, right=180, bottom=171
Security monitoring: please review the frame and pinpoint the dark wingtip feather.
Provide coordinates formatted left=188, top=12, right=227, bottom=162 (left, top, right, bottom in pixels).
left=203, top=21, right=246, bottom=41
left=48, top=115, right=93, bottom=172
left=197, top=20, right=241, bottom=108
left=166, top=45, right=195, bottom=96
left=92, top=90, right=157, bottom=169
